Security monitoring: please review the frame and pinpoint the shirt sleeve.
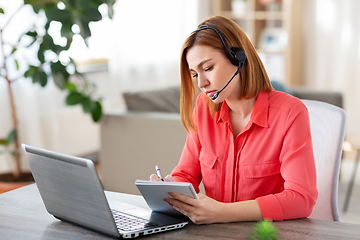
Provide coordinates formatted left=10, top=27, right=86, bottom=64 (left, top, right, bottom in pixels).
left=171, top=131, right=203, bottom=193
left=171, top=106, right=203, bottom=193
left=256, top=102, right=318, bottom=221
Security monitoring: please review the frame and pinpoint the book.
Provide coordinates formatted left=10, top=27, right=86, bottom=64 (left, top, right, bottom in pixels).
left=135, top=180, right=198, bottom=216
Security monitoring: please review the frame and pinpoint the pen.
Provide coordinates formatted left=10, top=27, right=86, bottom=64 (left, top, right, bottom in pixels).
left=155, top=165, right=164, bottom=182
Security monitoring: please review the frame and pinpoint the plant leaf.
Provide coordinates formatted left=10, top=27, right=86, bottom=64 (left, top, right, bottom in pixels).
left=77, top=19, right=92, bottom=43
left=0, top=138, right=7, bottom=145
left=60, top=20, right=74, bottom=39
left=26, top=31, right=37, bottom=37
left=27, top=38, right=38, bottom=48
left=65, top=82, right=77, bottom=91
left=75, top=0, right=90, bottom=8
left=24, top=65, right=38, bottom=78
left=107, top=0, right=116, bottom=19
left=11, top=47, right=18, bottom=55
left=91, top=101, right=102, bottom=122
left=24, top=0, right=44, bottom=5
left=25, top=31, right=38, bottom=48
left=52, top=73, right=66, bottom=89
left=28, top=68, right=48, bottom=87
left=15, top=59, right=20, bottom=70
left=39, top=71, right=48, bottom=87
left=46, top=7, right=71, bottom=22
left=81, top=97, right=92, bottom=113
left=37, top=45, right=45, bottom=63
left=51, top=61, right=70, bottom=84
left=83, top=7, right=102, bottom=22
left=66, top=91, right=83, bottom=105
left=7, top=130, right=16, bottom=145
left=42, top=34, right=61, bottom=53
left=0, top=8, right=4, bottom=14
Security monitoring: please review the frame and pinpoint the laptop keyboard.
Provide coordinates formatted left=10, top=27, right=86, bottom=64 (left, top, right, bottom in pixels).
left=112, top=209, right=158, bottom=232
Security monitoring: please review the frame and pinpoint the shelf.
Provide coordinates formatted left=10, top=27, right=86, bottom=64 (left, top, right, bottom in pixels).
left=221, top=10, right=283, bottom=20
left=212, top=0, right=305, bottom=86
left=257, top=49, right=285, bottom=55
left=254, top=11, right=283, bottom=20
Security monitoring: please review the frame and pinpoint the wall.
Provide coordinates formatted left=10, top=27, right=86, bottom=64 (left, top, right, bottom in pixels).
left=303, top=0, right=360, bottom=136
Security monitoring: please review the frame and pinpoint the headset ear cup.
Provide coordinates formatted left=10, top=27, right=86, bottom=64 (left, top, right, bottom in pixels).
left=231, top=47, right=246, bottom=63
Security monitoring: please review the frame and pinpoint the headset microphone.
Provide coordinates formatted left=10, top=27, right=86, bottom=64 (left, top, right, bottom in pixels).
left=211, top=61, right=244, bottom=100
left=193, top=24, right=247, bottom=101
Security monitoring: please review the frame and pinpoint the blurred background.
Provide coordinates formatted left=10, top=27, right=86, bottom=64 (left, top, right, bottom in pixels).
left=1, top=0, right=359, bottom=223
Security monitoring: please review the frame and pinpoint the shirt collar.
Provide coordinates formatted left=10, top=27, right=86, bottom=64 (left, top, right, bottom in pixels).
left=216, top=91, right=270, bottom=128
left=217, top=102, right=230, bottom=123
left=251, top=91, right=269, bottom=128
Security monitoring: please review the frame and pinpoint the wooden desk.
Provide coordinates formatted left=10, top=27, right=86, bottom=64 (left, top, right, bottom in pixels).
left=0, top=184, right=359, bottom=240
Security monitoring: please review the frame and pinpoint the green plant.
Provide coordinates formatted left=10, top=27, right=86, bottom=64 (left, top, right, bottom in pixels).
left=248, top=220, right=279, bottom=240
left=0, top=0, right=116, bottom=178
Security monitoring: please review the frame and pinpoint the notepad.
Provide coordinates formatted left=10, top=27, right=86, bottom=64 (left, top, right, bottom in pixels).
left=135, top=180, right=198, bottom=216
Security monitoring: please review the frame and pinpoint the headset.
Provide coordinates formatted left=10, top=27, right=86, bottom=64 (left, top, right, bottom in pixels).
left=192, top=24, right=247, bottom=100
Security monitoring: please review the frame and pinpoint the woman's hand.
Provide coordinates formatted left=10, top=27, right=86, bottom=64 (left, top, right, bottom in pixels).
left=164, top=192, right=225, bottom=225
left=149, top=174, right=175, bottom=182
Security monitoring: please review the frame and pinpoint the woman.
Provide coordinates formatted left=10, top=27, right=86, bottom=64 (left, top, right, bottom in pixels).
left=150, top=16, right=318, bottom=224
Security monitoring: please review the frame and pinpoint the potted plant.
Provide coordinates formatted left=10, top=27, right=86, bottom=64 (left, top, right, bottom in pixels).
left=0, top=0, right=116, bottom=193
left=248, top=220, right=279, bottom=240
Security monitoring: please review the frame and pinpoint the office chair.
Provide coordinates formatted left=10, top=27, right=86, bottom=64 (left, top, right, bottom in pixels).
left=303, top=100, right=346, bottom=221
left=342, top=135, right=360, bottom=213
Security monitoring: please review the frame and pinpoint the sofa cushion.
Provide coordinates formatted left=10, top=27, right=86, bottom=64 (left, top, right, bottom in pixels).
left=271, top=81, right=343, bottom=108
left=123, top=86, right=181, bottom=113
left=292, top=89, right=343, bottom=108
left=271, top=81, right=295, bottom=96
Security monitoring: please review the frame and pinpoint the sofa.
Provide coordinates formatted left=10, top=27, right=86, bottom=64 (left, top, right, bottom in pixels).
left=100, top=83, right=343, bottom=195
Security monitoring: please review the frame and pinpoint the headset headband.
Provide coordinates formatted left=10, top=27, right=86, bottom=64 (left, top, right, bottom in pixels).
left=192, top=24, right=246, bottom=67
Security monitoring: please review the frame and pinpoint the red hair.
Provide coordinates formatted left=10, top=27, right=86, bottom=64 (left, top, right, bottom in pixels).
left=180, top=16, right=272, bottom=132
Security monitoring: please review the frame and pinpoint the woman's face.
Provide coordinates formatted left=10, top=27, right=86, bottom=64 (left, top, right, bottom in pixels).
left=186, top=44, right=241, bottom=103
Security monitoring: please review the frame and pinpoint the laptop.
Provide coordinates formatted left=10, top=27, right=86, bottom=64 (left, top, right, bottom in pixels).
left=22, top=144, right=188, bottom=238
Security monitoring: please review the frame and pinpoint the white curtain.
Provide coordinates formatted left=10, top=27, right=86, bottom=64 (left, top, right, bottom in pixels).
left=0, top=1, right=67, bottom=172
left=108, top=0, right=199, bottom=92
left=0, top=0, right=201, bottom=173
left=304, top=0, right=360, bottom=135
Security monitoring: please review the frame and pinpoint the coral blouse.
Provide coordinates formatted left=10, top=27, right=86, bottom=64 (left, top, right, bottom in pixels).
left=171, top=90, right=318, bottom=221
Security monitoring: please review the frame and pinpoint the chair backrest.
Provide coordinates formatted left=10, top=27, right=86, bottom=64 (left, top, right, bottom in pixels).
left=302, top=100, right=346, bottom=221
